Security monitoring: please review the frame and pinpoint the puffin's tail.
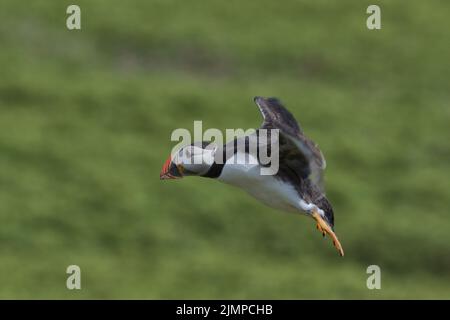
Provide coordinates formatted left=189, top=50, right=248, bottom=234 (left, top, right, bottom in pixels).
left=317, top=197, right=335, bottom=231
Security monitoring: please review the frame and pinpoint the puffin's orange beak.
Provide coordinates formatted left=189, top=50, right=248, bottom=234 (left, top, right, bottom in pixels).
left=160, top=155, right=183, bottom=180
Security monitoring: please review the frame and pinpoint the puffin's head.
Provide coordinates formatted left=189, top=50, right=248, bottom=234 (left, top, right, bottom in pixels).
left=160, top=142, right=216, bottom=180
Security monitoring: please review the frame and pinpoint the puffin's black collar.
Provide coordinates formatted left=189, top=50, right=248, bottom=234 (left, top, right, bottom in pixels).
left=201, top=162, right=224, bottom=178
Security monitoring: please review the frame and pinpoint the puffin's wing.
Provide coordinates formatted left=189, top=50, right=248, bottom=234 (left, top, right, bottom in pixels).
left=254, top=96, right=303, bottom=136
left=253, top=96, right=326, bottom=189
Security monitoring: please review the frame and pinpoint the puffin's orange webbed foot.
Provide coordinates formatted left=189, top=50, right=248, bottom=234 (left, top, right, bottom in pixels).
left=316, top=222, right=325, bottom=237
left=312, top=209, right=344, bottom=257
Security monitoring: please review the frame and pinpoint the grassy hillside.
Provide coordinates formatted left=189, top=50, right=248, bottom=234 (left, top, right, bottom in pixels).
left=0, top=0, right=448, bottom=298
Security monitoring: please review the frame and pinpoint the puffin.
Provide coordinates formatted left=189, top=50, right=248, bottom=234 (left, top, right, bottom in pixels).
left=160, top=96, right=344, bottom=256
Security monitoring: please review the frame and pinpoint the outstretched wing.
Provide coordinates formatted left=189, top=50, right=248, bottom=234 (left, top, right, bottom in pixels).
left=254, top=96, right=326, bottom=190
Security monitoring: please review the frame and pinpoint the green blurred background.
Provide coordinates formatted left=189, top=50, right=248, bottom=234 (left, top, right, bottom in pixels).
left=0, top=0, right=449, bottom=299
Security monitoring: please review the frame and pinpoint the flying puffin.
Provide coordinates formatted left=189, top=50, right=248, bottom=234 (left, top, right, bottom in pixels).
left=160, top=96, right=344, bottom=256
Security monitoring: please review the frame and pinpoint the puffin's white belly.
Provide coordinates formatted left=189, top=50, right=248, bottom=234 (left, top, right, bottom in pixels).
left=218, top=153, right=307, bottom=214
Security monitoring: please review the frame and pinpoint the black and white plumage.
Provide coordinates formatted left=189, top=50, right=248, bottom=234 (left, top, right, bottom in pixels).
left=160, top=96, right=344, bottom=256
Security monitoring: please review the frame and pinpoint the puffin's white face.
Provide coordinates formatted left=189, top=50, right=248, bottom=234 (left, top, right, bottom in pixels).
left=176, top=145, right=215, bottom=176
left=160, top=144, right=216, bottom=179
